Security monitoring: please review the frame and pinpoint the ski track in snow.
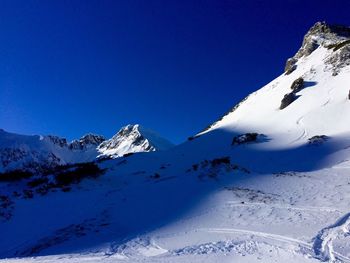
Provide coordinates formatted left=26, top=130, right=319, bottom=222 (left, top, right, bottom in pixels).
left=200, top=227, right=312, bottom=249
left=323, top=83, right=335, bottom=107
left=200, top=226, right=350, bottom=262
left=313, top=212, right=350, bottom=262
left=291, top=115, right=308, bottom=144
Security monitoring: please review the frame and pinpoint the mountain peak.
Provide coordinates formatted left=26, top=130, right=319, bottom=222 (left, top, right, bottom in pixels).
left=116, top=124, right=141, bottom=137
left=285, top=21, right=350, bottom=74
left=307, top=21, right=350, bottom=38
left=98, top=124, right=174, bottom=158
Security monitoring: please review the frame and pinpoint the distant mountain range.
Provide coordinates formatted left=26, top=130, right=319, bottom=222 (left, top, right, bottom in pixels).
left=0, top=124, right=174, bottom=173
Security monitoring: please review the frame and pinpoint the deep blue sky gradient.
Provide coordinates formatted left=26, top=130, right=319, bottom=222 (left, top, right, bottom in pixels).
left=1, top=0, right=349, bottom=143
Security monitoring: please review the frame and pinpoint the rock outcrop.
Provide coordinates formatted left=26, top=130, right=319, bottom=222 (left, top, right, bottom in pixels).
left=285, top=21, right=350, bottom=74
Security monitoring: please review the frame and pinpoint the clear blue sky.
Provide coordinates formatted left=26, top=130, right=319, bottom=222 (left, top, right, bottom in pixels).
left=1, top=0, right=349, bottom=143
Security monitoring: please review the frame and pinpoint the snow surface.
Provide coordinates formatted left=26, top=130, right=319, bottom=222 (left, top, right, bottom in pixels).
left=1, top=23, right=350, bottom=263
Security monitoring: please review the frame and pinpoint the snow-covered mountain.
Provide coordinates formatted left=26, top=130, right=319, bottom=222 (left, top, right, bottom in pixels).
left=0, top=125, right=173, bottom=173
left=1, top=22, right=350, bottom=263
left=0, top=129, right=105, bottom=173
left=97, top=124, right=174, bottom=158
left=200, top=21, right=350, bottom=141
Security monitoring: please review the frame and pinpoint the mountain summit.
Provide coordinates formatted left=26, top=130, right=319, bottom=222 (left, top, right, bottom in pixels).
left=285, top=21, right=350, bottom=74
left=97, top=124, right=174, bottom=158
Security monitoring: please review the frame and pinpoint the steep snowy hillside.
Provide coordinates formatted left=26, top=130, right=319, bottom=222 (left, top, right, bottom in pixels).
left=97, top=124, right=174, bottom=158
left=200, top=22, right=350, bottom=143
left=1, top=22, right=350, bottom=263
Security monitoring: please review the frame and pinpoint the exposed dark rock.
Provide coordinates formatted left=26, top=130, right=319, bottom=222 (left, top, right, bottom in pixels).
left=232, top=133, right=259, bottom=145
left=280, top=77, right=307, bottom=110
left=188, top=134, right=202, bottom=141
left=188, top=157, right=249, bottom=179
left=284, top=58, right=297, bottom=74
left=46, top=135, right=68, bottom=147
left=280, top=92, right=296, bottom=110
left=123, top=152, right=134, bottom=158
left=69, top=134, right=105, bottom=150
left=285, top=22, right=350, bottom=74
left=298, top=22, right=350, bottom=58
left=325, top=45, right=350, bottom=75
left=327, top=39, right=350, bottom=51
left=308, top=135, right=329, bottom=145
left=290, top=77, right=304, bottom=92
left=348, top=90, right=350, bottom=100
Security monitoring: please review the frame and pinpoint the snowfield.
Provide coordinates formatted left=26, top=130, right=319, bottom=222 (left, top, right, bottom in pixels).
left=2, top=162, right=350, bottom=263
left=1, top=22, right=350, bottom=263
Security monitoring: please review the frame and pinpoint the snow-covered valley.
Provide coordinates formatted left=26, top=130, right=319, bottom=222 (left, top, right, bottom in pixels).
left=1, top=21, right=350, bottom=262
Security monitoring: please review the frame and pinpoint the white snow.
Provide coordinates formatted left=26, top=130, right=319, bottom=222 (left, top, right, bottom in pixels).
left=1, top=23, right=350, bottom=263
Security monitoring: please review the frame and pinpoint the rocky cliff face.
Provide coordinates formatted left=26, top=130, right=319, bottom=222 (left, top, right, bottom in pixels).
left=68, top=134, right=106, bottom=150
left=285, top=21, right=350, bottom=75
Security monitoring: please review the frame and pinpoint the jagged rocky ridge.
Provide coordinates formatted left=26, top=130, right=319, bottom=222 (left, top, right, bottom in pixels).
left=0, top=125, right=173, bottom=173
left=285, top=21, right=350, bottom=75
left=0, top=130, right=106, bottom=173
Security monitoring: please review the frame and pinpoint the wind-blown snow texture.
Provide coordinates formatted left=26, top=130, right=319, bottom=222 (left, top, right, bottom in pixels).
left=1, top=22, right=350, bottom=263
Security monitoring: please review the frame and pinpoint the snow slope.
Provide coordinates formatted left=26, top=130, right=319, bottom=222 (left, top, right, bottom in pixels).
left=199, top=22, right=350, bottom=146
left=1, top=21, right=350, bottom=263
